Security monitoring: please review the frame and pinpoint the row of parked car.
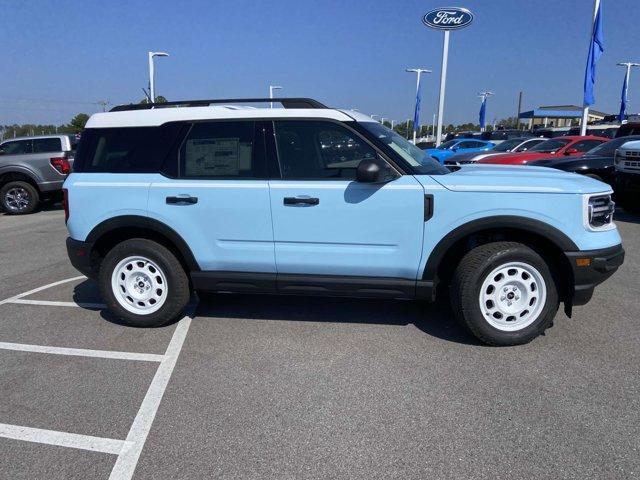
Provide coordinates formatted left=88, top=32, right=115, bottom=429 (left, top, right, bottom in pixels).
left=417, top=122, right=640, bottom=213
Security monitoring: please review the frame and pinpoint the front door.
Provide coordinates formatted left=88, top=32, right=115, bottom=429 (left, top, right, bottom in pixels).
left=268, top=120, right=425, bottom=280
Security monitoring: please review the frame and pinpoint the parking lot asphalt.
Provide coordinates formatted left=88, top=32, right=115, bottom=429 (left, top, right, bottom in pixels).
left=0, top=206, right=638, bottom=480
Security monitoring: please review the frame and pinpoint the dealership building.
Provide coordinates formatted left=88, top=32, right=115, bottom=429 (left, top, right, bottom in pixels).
left=519, top=105, right=608, bottom=128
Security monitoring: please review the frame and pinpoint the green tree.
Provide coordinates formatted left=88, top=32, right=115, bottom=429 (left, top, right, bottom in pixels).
left=139, top=95, right=168, bottom=104
left=69, top=113, right=89, bottom=132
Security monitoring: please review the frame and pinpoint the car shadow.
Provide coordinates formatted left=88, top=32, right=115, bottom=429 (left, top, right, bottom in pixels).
left=72, top=279, right=479, bottom=344
left=614, top=208, right=640, bottom=224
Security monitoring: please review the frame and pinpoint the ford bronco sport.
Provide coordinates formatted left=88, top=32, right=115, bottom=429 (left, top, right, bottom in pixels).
left=64, top=98, right=624, bottom=346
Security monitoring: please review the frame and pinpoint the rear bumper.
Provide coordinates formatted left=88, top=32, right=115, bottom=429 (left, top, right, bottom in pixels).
left=66, top=237, right=96, bottom=278
left=565, top=244, right=625, bottom=306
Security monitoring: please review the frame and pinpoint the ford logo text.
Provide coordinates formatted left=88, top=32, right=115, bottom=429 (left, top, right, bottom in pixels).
left=422, top=7, right=474, bottom=31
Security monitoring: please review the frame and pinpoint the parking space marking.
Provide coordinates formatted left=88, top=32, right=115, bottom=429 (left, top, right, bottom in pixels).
left=8, top=299, right=106, bottom=309
left=0, top=423, right=131, bottom=455
left=0, top=276, right=86, bottom=307
left=0, top=341, right=164, bottom=362
left=109, top=310, right=194, bottom=480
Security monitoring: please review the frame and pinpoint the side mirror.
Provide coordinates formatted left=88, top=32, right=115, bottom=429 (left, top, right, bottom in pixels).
left=565, top=148, right=579, bottom=155
left=356, top=157, right=394, bottom=183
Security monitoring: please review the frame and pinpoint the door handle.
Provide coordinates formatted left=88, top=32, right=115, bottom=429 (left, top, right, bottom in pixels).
left=166, top=195, right=198, bottom=205
left=283, top=196, right=319, bottom=206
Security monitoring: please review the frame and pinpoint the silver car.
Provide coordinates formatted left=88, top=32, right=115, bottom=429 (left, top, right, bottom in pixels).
left=0, top=135, right=76, bottom=214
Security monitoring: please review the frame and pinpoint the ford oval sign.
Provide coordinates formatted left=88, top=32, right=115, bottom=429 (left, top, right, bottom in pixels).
left=422, top=7, right=474, bottom=30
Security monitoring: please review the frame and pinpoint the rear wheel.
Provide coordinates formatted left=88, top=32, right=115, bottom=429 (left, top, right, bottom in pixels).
left=0, top=181, right=39, bottom=214
left=99, top=238, right=190, bottom=327
left=450, top=242, right=559, bottom=346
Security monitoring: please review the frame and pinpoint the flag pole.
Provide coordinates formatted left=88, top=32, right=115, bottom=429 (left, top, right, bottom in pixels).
left=581, top=0, right=601, bottom=136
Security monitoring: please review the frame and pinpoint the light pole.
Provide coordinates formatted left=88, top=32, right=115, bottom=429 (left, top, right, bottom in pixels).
left=406, top=119, right=411, bottom=140
left=269, top=85, right=283, bottom=108
left=406, top=68, right=432, bottom=144
left=148, top=51, right=169, bottom=104
left=381, top=117, right=386, bottom=125
left=478, top=91, right=494, bottom=132
left=390, top=120, right=396, bottom=129
left=617, top=62, right=640, bottom=121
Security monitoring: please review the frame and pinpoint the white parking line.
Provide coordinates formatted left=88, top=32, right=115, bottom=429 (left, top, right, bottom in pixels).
left=0, top=423, right=130, bottom=455
left=0, top=276, right=86, bottom=307
left=109, top=311, right=194, bottom=480
left=8, top=299, right=106, bottom=309
left=0, top=341, right=164, bottom=362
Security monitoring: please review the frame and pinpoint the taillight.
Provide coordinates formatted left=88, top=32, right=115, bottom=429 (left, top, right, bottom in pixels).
left=62, top=188, right=69, bottom=223
left=50, top=156, right=71, bottom=175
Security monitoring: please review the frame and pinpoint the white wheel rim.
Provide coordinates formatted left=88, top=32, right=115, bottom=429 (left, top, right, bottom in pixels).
left=111, top=256, right=167, bottom=315
left=5, top=187, right=30, bottom=211
left=479, top=261, right=547, bottom=332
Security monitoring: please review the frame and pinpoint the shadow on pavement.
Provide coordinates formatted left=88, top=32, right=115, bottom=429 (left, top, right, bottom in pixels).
left=73, top=279, right=479, bottom=345
left=614, top=208, right=640, bottom=224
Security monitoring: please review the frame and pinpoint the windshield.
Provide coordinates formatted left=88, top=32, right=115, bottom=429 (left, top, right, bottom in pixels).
left=437, top=140, right=457, bottom=150
left=584, top=136, right=639, bottom=156
left=528, top=138, right=571, bottom=153
left=493, top=138, right=522, bottom=152
left=360, top=122, right=449, bottom=175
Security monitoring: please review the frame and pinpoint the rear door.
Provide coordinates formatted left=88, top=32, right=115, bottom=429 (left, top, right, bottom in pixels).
left=267, top=120, right=425, bottom=280
left=147, top=120, right=276, bottom=274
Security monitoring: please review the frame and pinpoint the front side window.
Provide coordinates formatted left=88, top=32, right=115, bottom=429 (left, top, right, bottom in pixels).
left=274, top=121, right=377, bottom=180
left=529, top=138, right=571, bottom=153
left=32, top=138, right=62, bottom=153
left=179, top=121, right=263, bottom=178
left=0, top=140, right=32, bottom=155
left=571, top=140, right=605, bottom=152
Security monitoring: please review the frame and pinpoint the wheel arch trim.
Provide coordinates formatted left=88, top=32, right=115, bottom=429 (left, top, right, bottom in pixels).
left=422, top=215, right=579, bottom=281
left=85, top=215, right=200, bottom=271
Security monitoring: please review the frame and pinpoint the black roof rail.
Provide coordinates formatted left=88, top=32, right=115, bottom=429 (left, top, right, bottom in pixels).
left=109, top=98, right=328, bottom=112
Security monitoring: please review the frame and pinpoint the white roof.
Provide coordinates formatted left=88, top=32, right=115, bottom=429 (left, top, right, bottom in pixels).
left=85, top=106, right=372, bottom=128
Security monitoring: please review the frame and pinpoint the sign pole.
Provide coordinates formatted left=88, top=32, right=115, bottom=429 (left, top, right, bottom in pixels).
left=580, top=0, right=601, bottom=136
left=435, top=30, right=450, bottom=146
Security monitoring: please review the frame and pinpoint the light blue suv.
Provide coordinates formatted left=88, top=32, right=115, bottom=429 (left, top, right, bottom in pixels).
left=64, top=98, right=624, bottom=346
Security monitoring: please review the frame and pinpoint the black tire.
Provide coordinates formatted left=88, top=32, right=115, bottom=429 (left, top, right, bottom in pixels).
left=450, top=241, right=559, bottom=346
left=98, top=238, right=191, bottom=327
left=0, top=181, right=39, bottom=215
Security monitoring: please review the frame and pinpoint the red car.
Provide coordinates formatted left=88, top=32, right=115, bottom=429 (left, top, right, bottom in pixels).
left=476, top=135, right=609, bottom=165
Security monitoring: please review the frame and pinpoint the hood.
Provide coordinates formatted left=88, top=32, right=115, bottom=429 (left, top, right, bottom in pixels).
left=424, top=164, right=611, bottom=194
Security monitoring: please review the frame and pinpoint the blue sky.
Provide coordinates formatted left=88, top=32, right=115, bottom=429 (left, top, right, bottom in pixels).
left=1, top=0, right=639, bottom=126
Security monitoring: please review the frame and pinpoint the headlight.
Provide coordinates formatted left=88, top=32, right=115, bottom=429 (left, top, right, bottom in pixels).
left=583, top=193, right=615, bottom=231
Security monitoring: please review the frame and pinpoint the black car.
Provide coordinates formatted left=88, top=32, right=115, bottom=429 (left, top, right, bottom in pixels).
left=528, top=135, right=640, bottom=186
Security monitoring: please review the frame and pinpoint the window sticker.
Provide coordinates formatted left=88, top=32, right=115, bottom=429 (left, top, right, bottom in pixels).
left=185, top=137, right=247, bottom=176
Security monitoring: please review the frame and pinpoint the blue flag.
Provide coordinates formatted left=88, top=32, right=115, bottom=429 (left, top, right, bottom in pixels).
left=479, top=96, right=487, bottom=130
left=619, top=68, right=628, bottom=122
left=413, top=76, right=421, bottom=136
left=583, top=2, right=604, bottom=107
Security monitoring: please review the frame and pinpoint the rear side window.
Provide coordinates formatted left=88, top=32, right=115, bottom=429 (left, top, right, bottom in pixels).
left=32, top=138, right=62, bottom=153
left=0, top=140, right=32, bottom=155
left=179, top=121, right=264, bottom=178
left=73, top=124, right=182, bottom=173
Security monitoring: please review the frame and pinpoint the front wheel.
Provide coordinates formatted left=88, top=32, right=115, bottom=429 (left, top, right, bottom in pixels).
left=99, top=238, right=191, bottom=327
left=450, top=242, right=559, bottom=346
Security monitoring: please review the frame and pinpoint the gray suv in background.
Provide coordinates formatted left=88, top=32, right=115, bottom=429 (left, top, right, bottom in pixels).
left=0, top=135, right=76, bottom=214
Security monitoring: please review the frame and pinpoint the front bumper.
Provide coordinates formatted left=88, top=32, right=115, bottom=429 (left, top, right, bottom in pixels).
left=66, top=237, right=96, bottom=278
left=565, top=244, right=625, bottom=306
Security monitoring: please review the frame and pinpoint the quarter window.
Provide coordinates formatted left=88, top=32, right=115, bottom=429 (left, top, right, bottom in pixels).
left=179, top=121, right=264, bottom=178
left=32, top=138, right=62, bottom=153
left=274, top=121, right=377, bottom=180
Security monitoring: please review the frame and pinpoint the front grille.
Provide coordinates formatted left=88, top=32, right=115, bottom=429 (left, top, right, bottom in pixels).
left=588, top=194, right=615, bottom=228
